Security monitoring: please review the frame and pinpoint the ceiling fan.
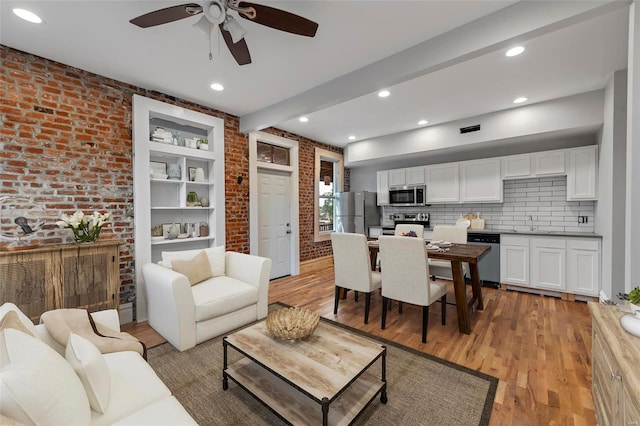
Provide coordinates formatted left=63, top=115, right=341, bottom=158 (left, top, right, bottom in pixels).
left=129, top=1, right=319, bottom=66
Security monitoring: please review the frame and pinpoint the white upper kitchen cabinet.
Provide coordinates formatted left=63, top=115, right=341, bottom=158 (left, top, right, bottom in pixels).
left=530, top=237, right=566, bottom=291
left=500, top=235, right=530, bottom=286
left=460, top=158, right=502, bottom=202
left=426, top=163, right=459, bottom=203
left=501, top=154, right=532, bottom=179
left=388, top=169, right=407, bottom=187
left=567, top=146, right=597, bottom=200
left=566, top=238, right=600, bottom=296
left=533, top=150, right=565, bottom=176
left=376, top=171, right=389, bottom=206
left=406, top=166, right=426, bottom=185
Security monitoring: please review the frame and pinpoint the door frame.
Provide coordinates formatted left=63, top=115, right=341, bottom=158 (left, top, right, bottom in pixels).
left=249, top=131, right=300, bottom=276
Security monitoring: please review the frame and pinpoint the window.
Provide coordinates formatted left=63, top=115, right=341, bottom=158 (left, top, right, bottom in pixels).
left=314, top=148, right=343, bottom=242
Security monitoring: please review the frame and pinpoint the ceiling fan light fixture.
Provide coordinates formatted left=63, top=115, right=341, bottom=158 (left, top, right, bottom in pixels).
left=223, top=15, right=247, bottom=43
left=204, top=0, right=226, bottom=24
left=193, top=15, right=212, bottom=35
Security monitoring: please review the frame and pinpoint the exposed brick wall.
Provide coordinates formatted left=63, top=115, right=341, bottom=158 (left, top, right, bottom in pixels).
left=1, top=45, right=345, bottom=304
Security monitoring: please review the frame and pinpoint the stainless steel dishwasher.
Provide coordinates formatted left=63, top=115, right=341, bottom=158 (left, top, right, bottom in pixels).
left=465, top=232, right=500, bottom=288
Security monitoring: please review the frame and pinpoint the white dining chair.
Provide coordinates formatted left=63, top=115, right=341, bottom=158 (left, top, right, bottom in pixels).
left=394, top=224, right=424, bottom=237
left=378, top=236, right=447, bottom=343
left=429, top=225, right=468, bottom=281
left=331, top=232, right=382, bottom=324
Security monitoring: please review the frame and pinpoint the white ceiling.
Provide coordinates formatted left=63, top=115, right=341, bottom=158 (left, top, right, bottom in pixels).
left=0, top=1, right=630, bottom=161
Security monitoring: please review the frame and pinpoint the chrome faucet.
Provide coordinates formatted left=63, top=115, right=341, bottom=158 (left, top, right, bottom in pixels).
left=528, top=215, right=534, bottom=231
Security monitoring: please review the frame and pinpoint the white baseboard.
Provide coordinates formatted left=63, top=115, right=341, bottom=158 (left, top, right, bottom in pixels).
left=119, top=302, right=133, bottom=325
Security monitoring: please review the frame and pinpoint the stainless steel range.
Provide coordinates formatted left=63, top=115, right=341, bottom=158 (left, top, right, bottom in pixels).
left=381, top=213, right=430, bottom=235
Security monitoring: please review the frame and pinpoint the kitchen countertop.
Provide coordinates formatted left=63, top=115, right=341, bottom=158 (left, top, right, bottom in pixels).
left=373, top=225, right=601, bottom=238
left=463, top=228, right=601, bottom=238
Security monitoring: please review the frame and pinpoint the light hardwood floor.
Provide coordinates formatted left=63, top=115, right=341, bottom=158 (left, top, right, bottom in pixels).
left=125, top=263, right=595, bottom=425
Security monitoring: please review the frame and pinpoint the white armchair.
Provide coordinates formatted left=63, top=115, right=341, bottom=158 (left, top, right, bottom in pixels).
left=142, top=249, right=271, bottom=352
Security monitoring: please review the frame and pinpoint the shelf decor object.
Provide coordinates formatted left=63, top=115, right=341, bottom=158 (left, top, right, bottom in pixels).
left=0, top=197, right=46, bottom=250
left=132, top=94, right=225, bottom=322
left=56, top=211, right=110, bottom=243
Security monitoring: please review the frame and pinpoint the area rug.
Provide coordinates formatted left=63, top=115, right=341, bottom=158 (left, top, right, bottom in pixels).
left=147, top=303, right=497, bottom=425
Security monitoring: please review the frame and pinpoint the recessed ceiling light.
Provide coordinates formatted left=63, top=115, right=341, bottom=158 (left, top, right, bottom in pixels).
left=377, top=90, right=390, bottom=98
left=298, top=116, right=309, bottom=123
left=418, top=120, right=428, bottom=126
left=506, top=46, right=525, bottom=57
left=210, top=83, right=224, bottom=91
left=13, top=8, right=42, bottom=23
left=513, top=97, right=528, bottom=104
left=348, top=135, right=356, bottom=141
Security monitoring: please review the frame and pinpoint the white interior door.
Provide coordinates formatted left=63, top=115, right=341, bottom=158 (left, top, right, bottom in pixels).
left=258, top=169, right=292, bottom=279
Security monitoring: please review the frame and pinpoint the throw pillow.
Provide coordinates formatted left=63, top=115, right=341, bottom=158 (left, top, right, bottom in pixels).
left=66, top=333, right=111, bottom=413
left=0, top=310, right=35, bottom=337
left=0, top=303, right=38, bottom=338
left=161, top=246, right=226, bottom=277
left=0, top=329, right=91, bottom=425
left=171, top=251, right=212, bottom=285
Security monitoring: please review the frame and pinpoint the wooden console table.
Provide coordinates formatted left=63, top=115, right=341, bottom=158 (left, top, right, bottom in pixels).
left=0, top=240, right=122, bottom=322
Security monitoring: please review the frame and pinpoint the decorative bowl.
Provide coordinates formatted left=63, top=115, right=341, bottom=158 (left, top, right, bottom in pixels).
left=266, top=307, right=320, bottom=340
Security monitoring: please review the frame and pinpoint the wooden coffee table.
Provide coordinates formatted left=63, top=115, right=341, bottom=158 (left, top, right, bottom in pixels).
left=223, top=318, right=387, bottom=425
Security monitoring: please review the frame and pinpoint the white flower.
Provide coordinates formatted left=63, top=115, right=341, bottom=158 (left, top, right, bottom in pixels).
left=57, top=210, right=110, bottom=242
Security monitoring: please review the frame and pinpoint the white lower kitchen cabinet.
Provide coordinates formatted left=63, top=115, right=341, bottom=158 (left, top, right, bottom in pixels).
left=500, top=235, right=530, bottom=286
left=501, top=234, right=601, bottom=297
left=530, top=237, right=565, bottom=291
left=566, top=238, right=601, bottom=296
left=369, top=226, right=382, bottom=238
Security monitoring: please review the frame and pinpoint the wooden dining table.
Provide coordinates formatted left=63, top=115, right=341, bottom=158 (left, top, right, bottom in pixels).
left=367, top=239, right=491, bottom=334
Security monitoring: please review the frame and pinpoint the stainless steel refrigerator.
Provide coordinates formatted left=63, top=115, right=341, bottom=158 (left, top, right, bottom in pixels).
left=334, top=191, right=380, bottom=235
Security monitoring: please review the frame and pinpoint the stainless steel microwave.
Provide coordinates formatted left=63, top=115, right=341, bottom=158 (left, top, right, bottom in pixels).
left=389, top=185, right=426, bottom=206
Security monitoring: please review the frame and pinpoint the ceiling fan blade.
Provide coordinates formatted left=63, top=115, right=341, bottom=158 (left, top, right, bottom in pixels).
left=219, top=24, right=252, bottom=65
left=237, top=2, right=318, bottom=37
left=130, top=3, right=203, bottom=28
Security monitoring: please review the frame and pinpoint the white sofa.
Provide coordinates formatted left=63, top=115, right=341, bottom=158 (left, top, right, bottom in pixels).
left=0, top=303, right=196, bottom=426
left=142, top=248, right=272, bottom=352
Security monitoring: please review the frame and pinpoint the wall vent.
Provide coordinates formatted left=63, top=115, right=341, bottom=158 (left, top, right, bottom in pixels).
left=460, top=124, right=480, bottom=134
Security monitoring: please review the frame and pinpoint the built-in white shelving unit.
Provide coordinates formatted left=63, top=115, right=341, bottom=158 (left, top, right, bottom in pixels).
left=132, top=95, right=225, bottom=321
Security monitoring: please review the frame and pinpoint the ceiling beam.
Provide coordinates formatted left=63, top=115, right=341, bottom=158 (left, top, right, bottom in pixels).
left=239, top=0, right=629, bottom=135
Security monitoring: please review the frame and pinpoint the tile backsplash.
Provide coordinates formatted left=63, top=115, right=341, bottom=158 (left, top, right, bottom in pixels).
left=382, top=177, right=596, bottom=233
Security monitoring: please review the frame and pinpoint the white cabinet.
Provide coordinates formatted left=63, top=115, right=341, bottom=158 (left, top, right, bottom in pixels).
left=132, top=95, right=225, bottom=321
left=460, top=158, right=502, bottom=202
left=388, top=169, right=406, bottom=187
left=533, top=150, right=565, bottom=176
left=406, top=166, right=425, bottom=185
left=567, top=146, right=597, bottom=200
left=376, top=171, right=389, bottom=205
left=502, top=154, right=531, bottom=179
left=500, top=235, right=530, bottom=286
left=531, top=237, right=565, bottom=291
left=426, top=163, right=459, bottom=203
left=501, top=234, right=601, bottom=296
left=567, top=238, right=600, bottom=296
